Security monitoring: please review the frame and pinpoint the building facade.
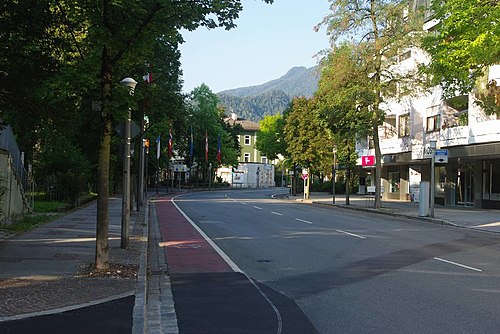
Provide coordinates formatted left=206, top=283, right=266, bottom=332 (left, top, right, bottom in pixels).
left=218, top=113, right=275, bottom=187
left=356, top=52, right=500, bottom=209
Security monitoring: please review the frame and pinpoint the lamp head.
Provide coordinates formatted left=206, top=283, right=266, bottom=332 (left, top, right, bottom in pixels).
left=120, top=77, right=138, bottom=92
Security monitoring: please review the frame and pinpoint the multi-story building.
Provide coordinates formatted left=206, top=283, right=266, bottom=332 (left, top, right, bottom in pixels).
left=356, top=14, right=500, bottom=209
left=218, top=113, right=275, bottom=187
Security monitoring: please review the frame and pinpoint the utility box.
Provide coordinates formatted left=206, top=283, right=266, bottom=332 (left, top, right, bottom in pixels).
left=419, top=181, right=430, bottom=217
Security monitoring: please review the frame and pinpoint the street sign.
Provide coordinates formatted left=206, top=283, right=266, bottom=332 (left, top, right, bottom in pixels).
left=435, top=149, right=448, bottom=163
left=362, top=155, right=375, bottom=166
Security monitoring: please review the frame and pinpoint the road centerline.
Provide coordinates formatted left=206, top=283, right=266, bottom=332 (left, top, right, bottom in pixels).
left=271, top=211, right=283, bottom=216
left=295, top=218, right=313, bottom=225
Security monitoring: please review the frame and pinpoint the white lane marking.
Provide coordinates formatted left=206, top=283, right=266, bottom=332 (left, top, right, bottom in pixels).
left=295, top=218, right=313, bottom=225
left=240, top=202, right=247, bottom=205
left=335, top=229, right=366, bottom=239
left=271, top=211, right=283, bottom=216
left=433, top=257, right=483, bottom=272
left=253, top=206, right=263, bottom=210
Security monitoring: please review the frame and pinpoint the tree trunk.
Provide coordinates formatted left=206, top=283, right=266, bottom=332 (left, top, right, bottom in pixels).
left=95, top=46, right=113, bottom=270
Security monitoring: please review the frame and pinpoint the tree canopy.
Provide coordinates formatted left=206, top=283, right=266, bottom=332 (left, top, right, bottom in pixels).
left=422, top=0, right=500, bottom=114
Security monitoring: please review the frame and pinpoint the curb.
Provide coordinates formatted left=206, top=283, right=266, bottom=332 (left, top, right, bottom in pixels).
left=310, top=200, right=454, bottom=226
left=132, top=200, right=149, bottom=333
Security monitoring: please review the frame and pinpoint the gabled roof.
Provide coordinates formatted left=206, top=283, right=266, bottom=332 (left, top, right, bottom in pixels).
left=224, top=115, right=260, bottom=132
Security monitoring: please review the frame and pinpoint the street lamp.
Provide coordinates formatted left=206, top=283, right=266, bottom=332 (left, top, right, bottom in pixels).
left=120, top=77, right=137, bottom=249
left=429, top=139, right=437, bottom=218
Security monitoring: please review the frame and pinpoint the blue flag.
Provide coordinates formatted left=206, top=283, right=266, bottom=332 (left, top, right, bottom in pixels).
left=156, top=135, right=161, bottom=160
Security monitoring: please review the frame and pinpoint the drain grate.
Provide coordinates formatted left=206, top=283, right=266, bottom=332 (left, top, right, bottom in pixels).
left=257, top=259, right=272, bottom=263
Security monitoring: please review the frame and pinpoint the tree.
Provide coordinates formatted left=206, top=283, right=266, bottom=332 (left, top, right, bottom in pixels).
left=85, top=0, right=274, bottom=269
left=283, top=97, right=334, bottom=177
left=315, top=43, right=373, bottom=202
left=1, top=0, right=274, bottom=270
left=318, top=0, right=424, bottom=208
left=422, top=0, right=500, bottom=115
left=188, top=84, right=240, bottom=182
left=256, top=114, right=286, bottom=161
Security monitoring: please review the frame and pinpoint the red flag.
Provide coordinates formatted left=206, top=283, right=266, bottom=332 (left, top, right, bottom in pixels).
left=216, top=133, right=221, bottom=164
left=205, top=130, right=208, bottom=163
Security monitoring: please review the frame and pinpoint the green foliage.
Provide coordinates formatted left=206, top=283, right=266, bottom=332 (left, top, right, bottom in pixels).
left=422, top=0, right=500, bottom=112
left=283, top=97, right=334, bottom=175
left=187, top=84, right=240, bottom=176
left=0, top=214, right=58, bottom=234
left=34, top=200, right=67, bottom=213
left=34, top=137, right=91, bottom=207
left=256, top=114, right=286, bottom=160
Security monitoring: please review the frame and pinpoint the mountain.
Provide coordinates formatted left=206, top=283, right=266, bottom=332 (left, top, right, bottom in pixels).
left=217, top=66, right=320, bottom=122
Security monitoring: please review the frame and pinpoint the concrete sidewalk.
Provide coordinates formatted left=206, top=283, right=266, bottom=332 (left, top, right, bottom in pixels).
left=294, top=192, right=500, bottom=234
left=0, top=196, right=146, bottom=322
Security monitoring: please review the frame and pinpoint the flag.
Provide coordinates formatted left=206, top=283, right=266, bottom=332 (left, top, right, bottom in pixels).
left=205, top=130, right=208, bottom=163
left=189, top=126, right=194, bottom=159
left=216, top=133, right=222, bottom=164
left=143, top=63, right=153, bottom=83
left=168, top=128, right=173, bottom=158
left=156, top=135, right=161, bottom=160
left=142, top=72, right=152, bottom=83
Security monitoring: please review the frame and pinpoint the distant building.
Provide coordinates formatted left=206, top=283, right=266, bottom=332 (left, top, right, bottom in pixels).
left=219, top=113, right=275, bottom=187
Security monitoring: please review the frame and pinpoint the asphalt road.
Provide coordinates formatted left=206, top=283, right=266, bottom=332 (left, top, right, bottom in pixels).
left=0, top=295, right=134, bottom=334
left=173, top=189, right=500, bottom=334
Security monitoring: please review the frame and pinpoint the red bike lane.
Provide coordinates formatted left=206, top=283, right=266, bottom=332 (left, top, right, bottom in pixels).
left=153, top=196, right=318, bottom=334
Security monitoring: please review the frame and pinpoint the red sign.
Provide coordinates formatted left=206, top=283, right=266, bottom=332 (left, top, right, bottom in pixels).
left=362, top=155, right=375, bottom=166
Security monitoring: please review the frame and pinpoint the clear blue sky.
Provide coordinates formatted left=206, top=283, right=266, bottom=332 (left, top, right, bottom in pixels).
left=179, top=0, right=331, bottom=93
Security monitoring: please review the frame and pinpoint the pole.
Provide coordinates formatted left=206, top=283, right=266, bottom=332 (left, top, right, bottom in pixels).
left=119, top=77, right=137, bottom=250
left=156, top=159, right=159, bottom=195
left=121, top=109, right=131, bottom=249
left=430, top=148, right=435, bottom=217
left=332, top=150, right=336, bottom=204
left=137, top=131, right=145, bottom=212
left=208, top=163, right=212, bottom=190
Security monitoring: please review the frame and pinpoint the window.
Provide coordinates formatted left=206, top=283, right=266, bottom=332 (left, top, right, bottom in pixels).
left=261, top=157, right=267, bottom=164
left=426, top=114, right=441, bottom=133
left=244, top=135, right=251, bottom=145
left=244, top=153, right=250, bottom=162
left=398, top=114, right=410, bottom=137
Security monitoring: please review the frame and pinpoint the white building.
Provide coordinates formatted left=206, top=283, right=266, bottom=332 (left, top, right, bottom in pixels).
left=356, top=11, right=500, bottom=209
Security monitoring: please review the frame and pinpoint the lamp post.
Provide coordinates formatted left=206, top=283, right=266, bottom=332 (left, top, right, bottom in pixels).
left=429, top=139, right=437, bottom=218
left=120, top=77, right=137, bottom=249
left=332, top=146, right=337, bottom=204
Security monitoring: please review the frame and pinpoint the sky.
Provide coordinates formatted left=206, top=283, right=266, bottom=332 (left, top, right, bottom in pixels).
left=179, top=0, right=332, bottom=93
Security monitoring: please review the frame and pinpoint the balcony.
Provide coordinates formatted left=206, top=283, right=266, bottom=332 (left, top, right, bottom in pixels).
left=441, top=119, right=500, bottom=147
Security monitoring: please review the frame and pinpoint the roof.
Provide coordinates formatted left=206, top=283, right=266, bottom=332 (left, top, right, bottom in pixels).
left=224, top=116, right=260, bottom=132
